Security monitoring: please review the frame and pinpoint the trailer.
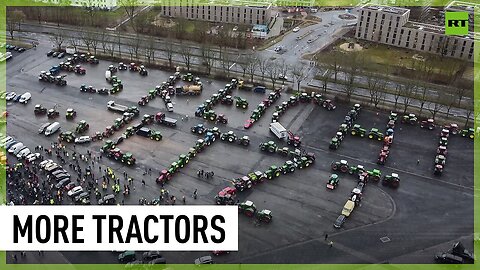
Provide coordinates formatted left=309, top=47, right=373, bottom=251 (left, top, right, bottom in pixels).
left=155, top=112, right=177, bottom=127
left=270, top=122, right=287, bottom=139
left=107, top=100, right=129, bottom=113
left=176, top=85, right=202, bottom=96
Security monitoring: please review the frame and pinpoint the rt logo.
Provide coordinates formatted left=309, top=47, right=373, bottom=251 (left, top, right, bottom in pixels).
left=445, top=12, right=469, bottom=35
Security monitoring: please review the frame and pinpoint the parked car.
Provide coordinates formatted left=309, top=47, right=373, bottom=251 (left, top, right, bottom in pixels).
left=75, top=136, right=91, bottom=144
left=16, top=148, right=31, bottom=159
left=19, top=92, right=32, bottom=104
left=6, top=92, right=16, bottom=101
left=26, top=153, right=41, bottom=162
left=143, top=251, right=162, bottom=261
left=118, top=251, right=136, bottom=263
left=434, top=253, right=463, bottom=264
left=67, top=186, right=83, bottom=197
left=292, top=26, right=300, bottom=32
left=194, top=256, right=214, bottom=265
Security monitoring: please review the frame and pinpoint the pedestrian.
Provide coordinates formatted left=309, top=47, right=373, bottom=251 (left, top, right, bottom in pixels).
left=182, top=195, right=186, bottom=204
left=325, top=234, right=329, bottom=241
left=148, top=168, right=152, bottom=175
left=21, top=251, right=26, bottom=257
left=73, top=144, right=75, bottom=150
left=200, top=169, right=204, bottom=177
left=193, top=189, right=198, bottom=199
left=172, top=196, right=176, bottom=205
left=417, top=159, right=420, bottom=165
left=141, top=179, right=145, bottom=186
left=186, top=99, right=189, bottom=105
left=328, top=241, right=333, bottom=248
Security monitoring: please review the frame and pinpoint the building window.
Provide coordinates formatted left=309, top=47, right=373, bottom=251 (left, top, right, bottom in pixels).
left=392, top=39, right=395, bottom=44
left=393, top=34, right=397, bottom=38
left=406, top=42, right=409, bottom=47
left=364, top=33, right=367, bottom=39
left=382, top=14, right=385, bottom=19
left=421, top=45, right=425, bottom=50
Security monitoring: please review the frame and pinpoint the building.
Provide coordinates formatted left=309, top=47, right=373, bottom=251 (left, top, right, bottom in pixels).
left=355, top=5, right=477, bottom=61
left=275, top=0, right=315, bottom=7
left=34, top=0, right=118, bottom=8
left=158, top=0, right=276, bottom=26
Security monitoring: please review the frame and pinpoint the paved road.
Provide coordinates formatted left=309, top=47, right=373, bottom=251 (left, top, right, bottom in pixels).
left=5, top=22, right=474, bottom=265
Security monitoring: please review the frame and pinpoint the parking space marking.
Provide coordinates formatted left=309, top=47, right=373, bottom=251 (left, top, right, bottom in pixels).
left=380, top=236, right=391, bottom=243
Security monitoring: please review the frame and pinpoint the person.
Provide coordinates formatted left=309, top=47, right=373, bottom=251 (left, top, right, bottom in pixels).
left=325, top=234, right=328, bottom=241
left=417, top=159, right=420, bottom=165
left=328, top=241, right=333, bottom=248
left=141, top=179, right=145, bottom=186
left=193, top=189, right=198, bottom=199
left=182, top=195, right=186, bottom=204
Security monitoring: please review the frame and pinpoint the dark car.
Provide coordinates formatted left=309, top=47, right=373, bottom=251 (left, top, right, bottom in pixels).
left=52, top=52, right=59, bottom=57
left=148, top=258, right=166, bottom=264
left=55, top=179, right=71, bottom=189
left=118, top=251, right=136, bottom=263
left=47, top=50, right=55, bottom=57
left=17, top=47, right=26, bottom=53
left=143, top=251, right=162, bottom=261
left=57, top=52, right=65, bottom=59
left=136, top=127, right=151, bottom=137
left=434, top=253, right=463, bottom=264
left=113, top=135, right=126, bottom=145
left=451, top=242, right=474, bottom=262
left=333, top=214, right=346, bottom=229
left=98, top=194, right=116, bottom=205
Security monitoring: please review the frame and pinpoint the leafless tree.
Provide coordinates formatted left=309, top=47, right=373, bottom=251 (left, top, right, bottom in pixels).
left=417, top=84, right=428, bottom=116
left=393, top=85, right=401, bottom=111
left=90, top=33, right=99, bottom=55
left=162, top=41, right=175, bottom=69
left=81, top=32, right=94, bottom=52
left=292, top=64, right=308, bottom=92
left=257, top=57, right=269, bottom=83
left=7, top=9, right=26, bottom=39
left=455, top=87, right=468, bottom=107
left=200, top=45, right=216, bottom=75
left=68, top=36, right=81, bottom=52
left=180, top=45, right=193, bottom=71
left=464, top=109, right=473, bottom=128
left=220, top=49, right=234, bottom=77
left=366, top=73, right=386, bottom=109
left=50, top=30, right=66, bottom=51
left=115, top=30, right=122, bottom=57
left=119, top=0, right=140, bottom=32
left=342, top=54, right=361, bottom=102
left=328, top=50, right=341, bottom=82
left=442, top=94, right=456, bottom=119
left=267, top=61, right=281, bottom=90
left=238, top=54, right=254, bottom=78
left=127, top=35, right=141, bottom=60
left=317, top=67, right=331, bottom=93
left=246, top=58, right=259, bottom=83
left=427, top=95, right=445, bottom=120
left=399, top=82, right=416, bottom=113
left=100, top=30, right=109, bottom=54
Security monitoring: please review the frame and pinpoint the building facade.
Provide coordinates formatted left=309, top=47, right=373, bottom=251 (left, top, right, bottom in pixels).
left=158, top=1, right=275, bottom=26
left=35, top=0, right=117, bottom=8
left=355, top=5, right=476, bottom=61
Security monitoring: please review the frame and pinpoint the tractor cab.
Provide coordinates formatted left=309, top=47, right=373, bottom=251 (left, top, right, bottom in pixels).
left=437, top=146, right=448, bottom=156
left=439, top=137, right=448, bottom=146
left=326, top=174, right=339, bottom=190
left=434, top=164, right=443, bottom=175
left=385, top=128, right=394, bottom=136
left=441, top=128, right=450, bottom=138
left=435, top=155, right=446, bottom=165
left=256, top=209, right=272, bottom=223
left=336, top=131, right=344, bottom=141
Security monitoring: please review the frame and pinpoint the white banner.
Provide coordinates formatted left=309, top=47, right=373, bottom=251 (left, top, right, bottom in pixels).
left=0, top=206, right=238, bottom=251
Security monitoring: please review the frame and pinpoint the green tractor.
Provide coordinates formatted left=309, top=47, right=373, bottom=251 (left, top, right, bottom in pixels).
left=238, top=200, right=256, bottom=217
left=260, top=141, right=277, bottom=153
left=281, top=160, right=297, bottom=174
left=251, top=109, right=262, bottom=121
left=221, top=131, right=237, bottom=143
left=101, top=140, right=116, bottom=153
left=142, top=114, right=154, bottom=125
left=299, top=92, right=311, bottom=103
left=235, top=96, right=248, bottom=109
left=112, top=118, right=124, bottom=131
left=195, top=139, right=206, bottom=152
left=247, top=171, right=266, bottom=185
left=351, top=124, right=366, bottom=137
left=149, top=130, right=162, bottom=141
left=121, top=152, right=136, bottom=166
left=389, top=112, right=398, bottom=122
left=187, top=147, right=197, bottom=159
left=124, top=127, right=135, bottom=138
left=168, top=161, right=179, bottom=174
left=313, top=93, right=325, bottom=105
left=177, top=154, right=189, bottom=168
left=203, top=110, right=217, bottom=121
left=256, top=209, right=272, bottom=223
left=297, top=157, right=314, bottom=169
left=148, top=89, right=157, bottom=99
left=349, top=164, right=366, bottom=176
left=439, top=137, right=448, bottom=146
left=329, top=137, right=340, bottom=150
left=110, top=83, right=122, bottom=94
left=367, top=169, right=382, bottom=182
left=65, top=108, right=77, bottom=120
left=368, top=128, right=384, bottom=141
left=326, top=174, right=339, bottom=190
left=182, top=72, right=194, bottom=82
left=338, top=123, right=349, bottom=135
left=75, top=120, right=90, bottom=134
left=331, top=160, right=349, bottom=173
left=460, top=128, right=475, bottom=139
left=382, top=173, right=400, bottom=188
left=272, top=112, right=279, bottom=122
left=265, top=165, right=281, bottom=180
left=59, top=131, right=76, bottom=143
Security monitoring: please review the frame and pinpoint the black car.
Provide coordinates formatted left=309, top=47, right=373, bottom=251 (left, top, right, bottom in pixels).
left=451, top=242, right=474, bottom=262
left=434, top=253, right=463, bottom=264
left=97, top=88, right=109, bottom=95
left=47, top=50, right=55, bottom=57
left=333, top=214, right=346, bottom=229
left=148, top=258, right=166, bottom=264
left=55, top=179, right=71, bottom=189
left=52, top=52, right=59, bottom=57
left=17, top=47, right=26, bottom=53
left=57, top=52, right=65, bottom=59
left=143, top=251, right=162, bottom=261
left=98, top=194, right=116, bottom=205
left=8, top=45, right=16, bottom=51
left=74, top=192, right=90, bottom=202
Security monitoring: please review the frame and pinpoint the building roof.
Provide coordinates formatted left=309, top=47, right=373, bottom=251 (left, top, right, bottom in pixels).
left=252, top=24, right=269, bottom=32
left=445, top=0, right=479, bottom=13
left=362, top=5, right=409, bottom=16
left=404, top=21, right=478, bottom=40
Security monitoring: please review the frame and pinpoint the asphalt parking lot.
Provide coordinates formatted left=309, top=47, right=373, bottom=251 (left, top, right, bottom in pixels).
left=5, top=44, right=474, bottom=264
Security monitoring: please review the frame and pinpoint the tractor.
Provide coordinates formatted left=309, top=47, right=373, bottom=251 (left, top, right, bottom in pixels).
left=238, top=201, right=256, bottom=217
left=156, top=169, right=172, bottom=185
left=329, top=137, right=340, bottom=150
left=122, top=112, right=134, bottom=123
left=47, top=108, right=59, bottom=118
left=299, top=93, right=311, bottom=103
left=297, top=156, right=314, bottom=169
left=343, top=116, right=354, bottom=128
left=108, top=64, right=118, bottom=73
left=281, top=160, right=297, bottom=174
left=187, top=147, right=197, bottom=159
left=221, top=131, right=237, bottom=143
left=238, top=136, right=250, bottom=146
left=382, top=173, right=400, bottom=188
left=260, top=141, right=277, bottom=153
left=195, top=139, right=206, bottom=152
left=401, top=113, right=417, bottom=125
left=101, top=140, right=116, bottom=153
left=439, top=137, right=448, bottom=147
left=262, top=98, right=272, bottom=107
left=221, top=95, right=233, bottom=105
left=437, top=145, right=448, bottom=156
left=118, top=62, right=127, bottom=71
left=247, top=171, right=266, bottom=185
left=434, top=164, right=443, bottom=176
left=75, top=120, right=89, bottom=134
left=338, top=124, right=349, bottom=135
left=97, top=88, right=109, bottom=95
left=251, top=110, right=262, bottom=121
left=331, top=160, right=349, bottom=173
left=367, top=169, right=382, bottom=182
left=87, top=56, right=99, bottom=64
left=440, top=128, right=450, bottom=138
left=182, top=73, right=194, bottom=82
left=112, top=118, right=124, bottom=131
left=272, top=112, right=280, bottom=122
left=256, top=209, right=273, bottom=223
left=287, top=131, right=301, bottom=147
left=377, top=149, right=389, bottom=165
left=216, top=114, right=228, bottom=124
left=389, top=112, right=398, bottom=122
left=34, top=104, right=47, bottom=115
left=368, top=128, right=384, bottom=141
left=177, top=154, right=189, bottom=168
left=265, top=165, right=281, bottom=179
left=233, top=176, right=253, bottom=192
left=235, top=97, right=248, bottom=109
left=443, top=123, right=459, bottom=135
left=59, top=131, right=75, bottom=143
left=102, top=126, right=114, bottom=138
left=204, top=132, right=216, bottom=145
left=207, top=127, right=221, bottom=139
left=137, top=96, right=149, bottom=106
left=121, top=152, right=136, bottom=166
left=149, top=130, right=163, bottom=141
left=168, top=162, right=179, bottom=175
left=91, top=132, right=103, bottom=142
left=211, top=94, right=220, bottom=104
left=55, top=75, right=67, bottom=86
left=326, top=174, right=339, bottom=190
left=142, top=114, right=154, bottom=125
left=139, top=65, right=148, bottom=76
left=351, top=124, right=366, bottom=137
left=348, top=109, right=358, bottom=121
left=349, top=165, right=365, bottom=176
left=420, top=118, right=435, bottom=130
left=387, top=120, right=395, bottom=129
left=335, top=131, right=345, bottom=142
left=313, top=94, right=325, bottom=105
left=203, top=110, right=217, bottom=121
left=353, top=103, right=361, bottom=112
left=322, top=99, right=336, bottom=110
left=215, top=193, right=236, bottom=205
left=435, top=155, right=446, bottom=166
left=195, top=105, right=206, bottom=117
left=460, top=128, right=475, bottom=139
left=129, top=62, right=138, bottom=71
left=74, top=65, right=86, bottom=75
left=110, top=84, right=122, bottom=94
left=385, top=128, right=394, bottom=137
left=288, top=95, right=299, bottom=106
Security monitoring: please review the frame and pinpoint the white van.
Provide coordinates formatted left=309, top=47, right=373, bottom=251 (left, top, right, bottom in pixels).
left=13, top=146, right=27, bottom=156
left=19, top=92, right=31, bottom=104
left=44, top=122, right=60, bottom=136
left=8, top=142, right=24, bottom=153
left=167, top=102, right=174, bottom=112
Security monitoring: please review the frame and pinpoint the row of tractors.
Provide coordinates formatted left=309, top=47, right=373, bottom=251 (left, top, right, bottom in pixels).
left=329, top=104, right=361, bottom=150
left=434, top=127, right=451, bottom=175
left=376, top=112, right=397, bottom=165
left=331, top=159, right=400, bottom=188
left=105, top=75, right=124, bottom=94
left=195, top=79, right=239, bottom=122
left=109, top=62, right=148, bottom=76
left=59, top=62, right=86, bottom=75
left=66, top=53, right=99, bottom=65
left=137, top=71, right=183, bottom=106
left=38, top=71, right=67, bottom=86
left=80, top=84, right=114, bottom=95
left=243, top=89, right=281, bottom=129
left=157, top=126, right=222, bottom=185
left=404, top=113, right=475, bottom=139
left=271, top=93, right=335, bottom=123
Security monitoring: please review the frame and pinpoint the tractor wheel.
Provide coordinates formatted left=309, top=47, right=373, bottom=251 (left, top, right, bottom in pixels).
left=228, top=138, right=233, bottom=142
left=290, top=167, right=295, bottom=173
left=180, top=164, right=184, bottom=168
left=331, top=164, right=338, bottom=171
left=351, top=131, right=356, bottom=136
left=275, top=172, right=280, bottom=177
left=221, top=137, right=225, bottom=141
left=245, top=210, right=254, bottom=217
left=470, top=134, right=474, bottom=139
left=267, top=175, right=272, bottom=180
left=198, top=130, right=203, bottom=134
left=243, top=141, right=249, bottom=146
left=305, top=162, right=310, bottom=167
left=243, top=105, right=246, bottom=109
left=368, top=135, right=373, bottom=139
left=340, top=165, right=348, bottom=173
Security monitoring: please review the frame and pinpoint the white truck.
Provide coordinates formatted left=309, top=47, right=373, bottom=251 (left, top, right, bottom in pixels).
left=107, top=100, right=129, bottom=113
left=270, top=122, right=287, bottom=139
left=66, top=46, right=76, bottom=55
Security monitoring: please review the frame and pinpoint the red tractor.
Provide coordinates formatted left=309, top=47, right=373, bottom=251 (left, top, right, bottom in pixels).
left=377, top=148, right=389, bottom=165
left=74, top=65, right=86, bottom=75
left=420, top=118, right=435, bottom=130
left=138, top=96, right=149, bottom=106
left=287, top=131, right=301, bottom=147
left=156, top=169, right=172, bottom=185
left=129, top=62, right=138, bottom=71
left=443, top=123, right=459, bottom=135
left=102, top=126, right=114, bottom=138
left=437, top=145, right=448, bottom=156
